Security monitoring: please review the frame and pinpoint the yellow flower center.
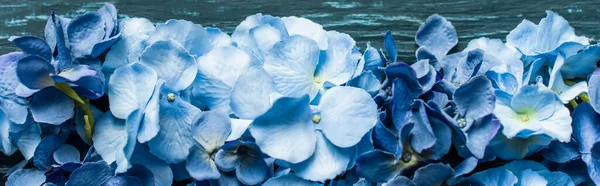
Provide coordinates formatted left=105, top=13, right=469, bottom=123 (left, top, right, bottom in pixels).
left=312, top=115, right=321, bottom=124
left=519, top=113, right=529, bottom=122
left=167, top=93, right=175, bottom=102
left=314, top=77, right=322, bottom=84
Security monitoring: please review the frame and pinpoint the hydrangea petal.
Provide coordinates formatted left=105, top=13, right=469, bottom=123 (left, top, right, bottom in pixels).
left=415, top=14, right=457, bottom=58
left=355, top=150, right=402, bottom=182
left=391, top=78, right=414, bottom=130
left=263, top=174, right=321, bottom=186
left=191, top=110, right=231, bottom=152
left=384, top=31, right=398, bottom=63
left=30, top=87, right=74, bottom=125
left=263, top=35, right=320, bottom=99
left=454, top=75, right=495, bottom=127
left=232, top=14, right=288, bottom=58
left=561, top=45, right=600, bottom=79
left=53, top=144, right=80, bottom=164
left=66, top=161, right=113, bottom=186
left=6, top=169, right=46, bottom=186
left=140, top=40, right=196, bottom=91
left=186, top=147, right=220, bottom=180
left=130, top=144, right=173, bottom=186
left=410, top=101, right=436, bottom=153
left=93, top=112, right=127, bottom=164
left=291, top=132, right=353, bottom=182
left=8, top=36, right=52, bottom=61
left=101, top=176, right=143, bottom=186
left=236, top=157, right=269, bottom=185
left=412, top=163, right=454, bottom=186
left=148, top=92, right=201, bottom=164
left=282, top=16, right=328, bottom=50
left=227, top=119, right=252, bottom=141
left=572, top=102, right=600, bottom=154
left=16, top=55, right=55, bottom=89
left=230, top=67, right=274, bottom=119
left=454, top=156, right=478, bottom=178
left=249, top=95, right=316, bottom=164
left=67, top=12, right=106, bottom=58
left=206, top=27, right=233, bottom=49
left=465, top=115, right=501, bottom=159
left=147, top=19, right=210, bottom=56
left=459, top=167, right=518, bottom=186
left=347, top=71, right=381, bottom=97
left=0, top=52, right=28, bottom=124
left=194, top=46, right=255, bottom=114
left=320, top=86, right=377, bottom=148
left=314, top=31, right=361, bottom=85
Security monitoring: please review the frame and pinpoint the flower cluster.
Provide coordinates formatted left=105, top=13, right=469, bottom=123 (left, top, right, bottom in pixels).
left=2, top=3, right=600, bottom=186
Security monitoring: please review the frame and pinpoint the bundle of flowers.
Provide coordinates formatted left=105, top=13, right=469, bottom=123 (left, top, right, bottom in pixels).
left=2, top=3, right=600, bottom=186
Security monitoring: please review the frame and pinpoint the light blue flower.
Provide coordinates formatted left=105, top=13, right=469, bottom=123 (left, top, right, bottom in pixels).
left=185, top=111, right=232, bottom=181
left=415, top=14, right=458, bottom=70
left=232, top=14, right=289, bottom=63
left=214, top=141, right=269, bottom=185
left=249, top=86, right=377, bottom=181
left=263, top=34, right=361, bottom=101
left=506, top=11, right=589, bottom=58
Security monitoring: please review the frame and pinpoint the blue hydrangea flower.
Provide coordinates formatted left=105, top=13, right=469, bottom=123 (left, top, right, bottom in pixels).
left=214, top=141, right=269, bottom=185
left=185, top=111, right=232, bottom=181
left=415, top=14, right=458, bottom=70
left=249, top=86, right=377, bottom=181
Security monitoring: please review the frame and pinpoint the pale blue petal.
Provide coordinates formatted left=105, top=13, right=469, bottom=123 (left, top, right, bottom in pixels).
left=451, top=49, right=484, bottom=85
left=6, top=169, right=46, bottom=186
left=148, top=91, right=201, bottom=164
left=96, top=3, right=117, bottom=39
left=227, top=119, right=252, bottom=141
left=0, top=112, right=16, bottom=155
left=7, top=120, right=40, bottom=160
left=384, top=31, right=398, bottom=63
left=282, top=16, right=328, bottom=50
left=453, top=75, right=495, bottom=128
left=186, top=147, right=220, bottom=180
left=520, top=169, right=548, bottom=186
left=8, top=36, right=52, bottom=61
left=249, top=95, right=317, bottom=164
left=459, top=167, right=518, bottom=186
left=30, top=87, right=74, bottom=125
left=263, top=35, right=320, bottom=100
left=191, top=110, right=231, bottom=153
left=0, top=52, right=28, bottom=124
left=263, top=174, right=321, bottom=186
left=138, top=81, right=161, bottom=143
left=53, top=144, right=80, bottom=164
left=102, top=35, right=145, bottom=76
left=511, top=85, right=559, bottom=121
left=16, top=55, right=55, bottom=89
left=315, top=31, right=361, bottom=85
left=232, top=14, right=288, bottom=60
left=93, top=112, right=127, bottom=165
left=589, top=70, right=600, bottom=113
left=194, top=46, right=255, bottom=114
left=120, top=18, right=155, bottom=36
left=412, top=163, right=454, bottom=186
left=290, top=132, right=354, bottom=182
left=355, top=150, right=402, bottom=182
left=415, top=14, right=457, bottom=58
left=360, top=43, right=384, bottom=78
left=384, top=176, right=414, bottom=186
left=147, top=19, right=211, bottom=56
left=236, top=156, right=269, bottom=185
left=249, top=24, right=288, bottom=62
left=66, top=161, right=114, bottom=186
left=320, top=86, right=377, bottom=148
left=140, top=40, right=197, bottom=91
left=230, top=67, right=274, bottom=119
left=67, top=12, right=106, bottom=58
left=206, top=27, right=233, bottom=49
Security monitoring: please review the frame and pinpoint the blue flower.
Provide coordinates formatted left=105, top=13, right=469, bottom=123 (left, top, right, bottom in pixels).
left=249, top=86, right=377, bottom=181
left=415, top=14, right=458, bottom=70
left=214, top=141, right=269, bottom=185
left=185, top=111, right=232, bottom=181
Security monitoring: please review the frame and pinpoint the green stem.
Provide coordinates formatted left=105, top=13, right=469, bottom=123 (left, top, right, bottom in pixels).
left=54, top=83, right=95, bottom=143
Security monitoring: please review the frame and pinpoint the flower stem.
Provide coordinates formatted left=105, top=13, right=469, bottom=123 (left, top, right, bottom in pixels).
left=54, top=82, right=95, bottom=143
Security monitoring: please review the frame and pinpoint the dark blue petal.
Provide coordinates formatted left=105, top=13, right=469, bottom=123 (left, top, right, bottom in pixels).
left=412, top=163, right=454, bottom=186
left=263, top=174, right=320, bottom=186
left=572, top=102, right=600, bottom=154
left=451, top=49, right=484, bottom=85
left=8, top=36, right=52, bottom=61
left=409, top=101, right=436, bottom=153
left=170, top=162, right=191, bottom=181
left=34, top=134, right=65, bottom=170
left=391, top=78, right=414, bottom=130
left=30, top=87, right=74, bottom=124
left=347, top=71, right=382, bottom=96
left=356, top=150, right=402, bottom=182
left=562, top=45, right=600, bottom=79
left=372, top=121, right=399, bottom=154
left=121, top=165, right=154, bottom=186
left=453, top=75, right=495, bottom=128
left=384, top=62, right=422, bottom=96
left=51, top=14, right=73, bottom=71
left=66, top=161, right=114, bottom=186
left=538, top=170, right=575, bottom=186
left=540, top=141, right=581, bottom=163
left=419, top=109, right=452, bottom=160
left=384, top=31, right=397, bottom=63
left=464, top=115, right=501, bottom=159
left=236, top=157, right=269, bottom=185
left=16, top=55, right=55, bottom=89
